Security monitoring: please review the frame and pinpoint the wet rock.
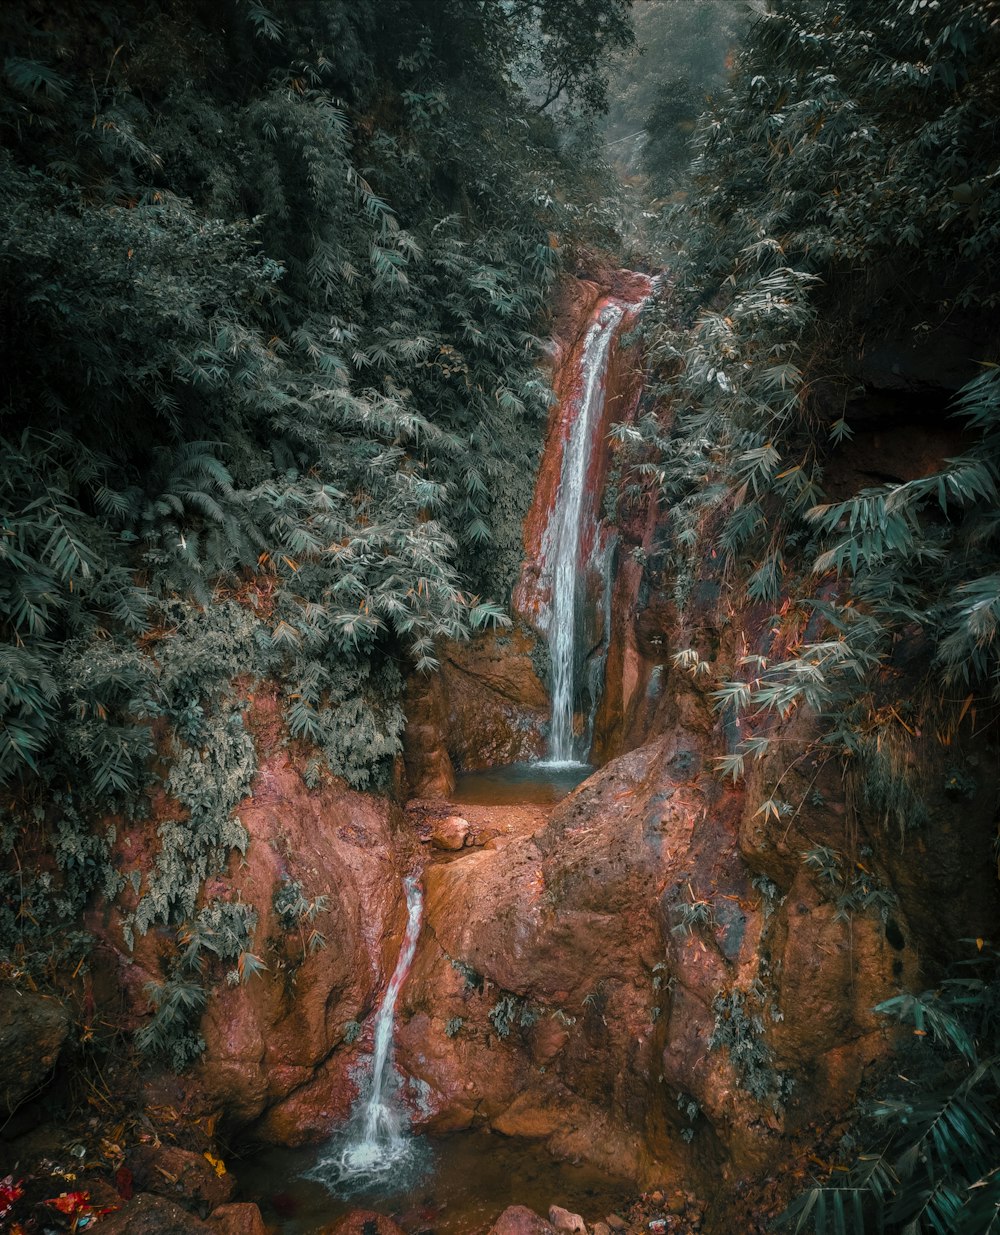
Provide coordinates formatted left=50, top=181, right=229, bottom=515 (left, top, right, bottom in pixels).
left=0, top=989, right=69, bottom=1116
left=208, top=1202, right=267, bottom=1235
left=491, top=1205, right=557, bottom=1235
left=403, top=670, right=456, bottom=797
left=549, top=1205, right=587, bottom=1234
left=440, top=630, right=549, bottom=769
left=321, top=1208, right=408, bottom=1235
left=128, top=1145, right=236, bottom=1212
left=99, top=1193, right=212, bottom=1234
left=431, top=815, right=471, bottom=851
left=205, top=772, right=409, bottom=1143
left=85, top=685, right=415, bottom=1148
left=404, top=628, right=548, bottom=779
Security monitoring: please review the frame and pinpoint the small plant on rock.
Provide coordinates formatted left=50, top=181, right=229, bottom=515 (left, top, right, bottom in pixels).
left=273, top=875, right=328, bottom=961
left=671, top=886, right=716, bottom=937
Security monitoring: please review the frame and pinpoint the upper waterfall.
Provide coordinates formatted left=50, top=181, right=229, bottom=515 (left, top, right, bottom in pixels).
left=545, top=302, right=626, bottom=763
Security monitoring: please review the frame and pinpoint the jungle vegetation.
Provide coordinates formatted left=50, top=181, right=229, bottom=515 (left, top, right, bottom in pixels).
left=2, top=0, right=1000, bottom=1228
left=621, top=1, right=1000, bottom=1231
left=0, top=0, right=630, bottom=1057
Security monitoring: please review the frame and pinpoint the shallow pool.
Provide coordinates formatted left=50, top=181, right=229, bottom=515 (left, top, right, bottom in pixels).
left=451, top=762, right=592, bottom=806
left=236, top=1129, right=633, bottom=1235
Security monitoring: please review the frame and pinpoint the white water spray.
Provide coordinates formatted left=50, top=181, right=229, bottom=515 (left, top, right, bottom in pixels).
left=309, top=875, right=425, bottom=1190
left=545, top=302, right=625, bottom=765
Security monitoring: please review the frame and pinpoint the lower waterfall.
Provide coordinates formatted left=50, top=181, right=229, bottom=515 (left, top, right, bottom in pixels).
left=309, top=875, right=425, bottom=1191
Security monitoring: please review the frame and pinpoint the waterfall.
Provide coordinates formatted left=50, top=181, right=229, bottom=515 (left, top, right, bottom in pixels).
left=545, top=302, right=626, bottom=765
left=309, top=875, right=425, bottom=1191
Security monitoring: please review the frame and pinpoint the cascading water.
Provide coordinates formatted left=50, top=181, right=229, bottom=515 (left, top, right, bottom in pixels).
left=308, top=875, right=427, bottom=1193
left=545, top=302, right=626, bottom=765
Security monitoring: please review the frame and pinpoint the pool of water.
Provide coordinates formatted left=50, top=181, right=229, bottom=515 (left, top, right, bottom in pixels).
left=452, top=762, right=592, bottom=806
left=236, top=1129, right=633, bottom=1235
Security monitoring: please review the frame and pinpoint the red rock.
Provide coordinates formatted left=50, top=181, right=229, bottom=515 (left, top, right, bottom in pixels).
left=490, top=1205, right=557, bottom=1235
left=0, top=989, right=69, bottom=1116
left=403, top=627, right=548, bottom=778
left=320, top=1209, right=407, bottom=1235
left=549, top=1205, right=587, bottom=1234
left=99, top=1193, right=212, bottom=1234
left=128, top=1146, right=235, bottom=1211
left=431, top=815, right=470, bottom=851
left=402, top=670, right=456, bottom=797
left=86, top=691, right=414, bottom=1147
left=208, top=1202, right=267, bottom=1235
left=514, top=277, right=650, bottom=633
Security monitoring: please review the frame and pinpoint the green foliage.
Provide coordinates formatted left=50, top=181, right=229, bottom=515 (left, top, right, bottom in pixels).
left=709, top=987, right=794, bottom=1113
left=677, top=1091, right=701, bottom=1144
left=273, top=874, right=329, bottom=959
left=621, top=0, right=1000, bottom=818
left=670, top=893, right=716, bottom=937
left=601, top=0, right=747, bottom=187
left=488, top=992, right=538, bottom=1040
left=0, top=0, right=630, bottom=1057
left=803, top=846, right=897, bottom=926
left=489, top=995, right=519, bottom=1039
left=451, top=957, right=484, bottom=993
left=137, top=899, right=262, bottom=1068
left=779, top=944, right=1000, bottom=1235
left=445, top=1016, right=464, bottom=1038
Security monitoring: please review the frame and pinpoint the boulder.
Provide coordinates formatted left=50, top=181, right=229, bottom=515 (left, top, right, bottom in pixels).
left=128, top=1145, right=236, bottom=1213
left=0, top=988, right=69, bottom=1116
left=208, top=1202, right=268, bottom=1235
left=490, top=1206, right=557, bottom=1235
left=321, top=1208, right=408, bottom=1235
left=549, top=1206, right=587, bottom=1234
left=397, top=723, right=928, bottom=1185
left=99, top=1193, right=212, bottom=1234
left=431, top=815, right=471, bottom=851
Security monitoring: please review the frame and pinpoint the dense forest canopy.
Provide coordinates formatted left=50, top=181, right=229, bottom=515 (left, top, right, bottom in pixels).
left=0, top=0, right=631, bottom=1053
left=602, top=0, right=748, bottom=192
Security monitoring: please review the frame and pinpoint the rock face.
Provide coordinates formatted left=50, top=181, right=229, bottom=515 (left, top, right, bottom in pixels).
left=513, top=274, right=651, bottom=755
left=404, top=628, right=549, bottom=790
left=198, top=764, right=410, bottom=1146
left=87, top=696, right=415, bottom=1147
left=394, top=699, right=998, bottom=1185
left=403, top=270, right=650, bottom=783
left=0, top=989, right=69, bottom=1117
